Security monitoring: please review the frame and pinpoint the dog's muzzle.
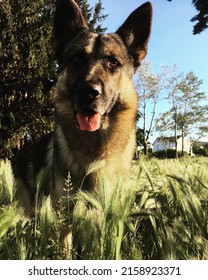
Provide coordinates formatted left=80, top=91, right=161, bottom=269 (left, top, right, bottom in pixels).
left=74, top=82, right=103, bottom=132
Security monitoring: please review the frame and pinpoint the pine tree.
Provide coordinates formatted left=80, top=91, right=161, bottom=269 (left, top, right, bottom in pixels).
left=191, top=0, right=208, bottom=34
left=76, top=0, right=107, bottom=33
left=0, top=0, right=56, bottom=157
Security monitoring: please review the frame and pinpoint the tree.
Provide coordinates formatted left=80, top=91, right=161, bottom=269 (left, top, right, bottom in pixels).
left=76, top=0, right=107, bottom=33
left=1, top=0, right=56, bottom=158
left=191, top=0, right=208, bottom=34
left=156, top=70, right=208, bottom=156
left=0, top=0, right=107, bottom=157
left=167, top=0, right=208, bottom=34
left=136, top=61, right=170, bottom=157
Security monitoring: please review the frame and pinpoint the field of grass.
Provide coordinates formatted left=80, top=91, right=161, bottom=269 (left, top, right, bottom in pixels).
left=0, top=156, right=208, bottom=260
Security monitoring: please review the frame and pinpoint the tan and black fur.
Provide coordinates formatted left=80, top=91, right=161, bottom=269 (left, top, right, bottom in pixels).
left=12, top=0, right=152, bottom=216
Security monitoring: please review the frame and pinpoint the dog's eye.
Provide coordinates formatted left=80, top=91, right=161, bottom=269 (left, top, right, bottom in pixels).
left=108, top=57, right=120, bottom=69
left=72, top=53, right=85, bottom=66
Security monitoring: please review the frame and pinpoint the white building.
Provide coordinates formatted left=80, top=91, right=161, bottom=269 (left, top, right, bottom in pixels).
left=153, top=136, right=192, bottom=154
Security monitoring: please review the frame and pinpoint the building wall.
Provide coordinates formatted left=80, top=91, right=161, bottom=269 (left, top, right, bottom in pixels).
left=153, top=137, right=191, bottom=153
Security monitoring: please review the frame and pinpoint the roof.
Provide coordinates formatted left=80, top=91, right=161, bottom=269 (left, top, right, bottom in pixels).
left=153, top=136, right=182, bottom=145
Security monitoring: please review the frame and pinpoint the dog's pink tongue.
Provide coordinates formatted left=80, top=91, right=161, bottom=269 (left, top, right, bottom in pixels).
left=76, top=112, right=101, bottom=131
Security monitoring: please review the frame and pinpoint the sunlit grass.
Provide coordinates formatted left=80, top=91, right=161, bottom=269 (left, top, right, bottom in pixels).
left=0, top=157, right=207, bottom=259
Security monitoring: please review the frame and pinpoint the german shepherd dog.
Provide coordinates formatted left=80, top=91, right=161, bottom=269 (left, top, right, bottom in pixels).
left=12, top=0, right=152, bottom=217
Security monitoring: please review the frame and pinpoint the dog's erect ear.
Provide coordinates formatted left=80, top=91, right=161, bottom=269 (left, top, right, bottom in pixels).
left=54, top=0, right=88, bottom=57
left=116, top=2, right=152, bottom=68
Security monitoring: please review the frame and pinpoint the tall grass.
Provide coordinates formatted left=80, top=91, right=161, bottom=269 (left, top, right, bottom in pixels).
left=139, top=157, right=208, bottom=259
left=0, top=157, right=207, bottom=259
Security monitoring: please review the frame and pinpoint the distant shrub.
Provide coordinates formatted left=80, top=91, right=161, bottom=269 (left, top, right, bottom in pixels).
left=153, top=149, right=189, bottom=159
left=193, top=147, right=208, bottom=157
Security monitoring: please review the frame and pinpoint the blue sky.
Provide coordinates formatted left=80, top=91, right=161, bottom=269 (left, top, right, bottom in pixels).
left=89, top=0, right=208, bottom=141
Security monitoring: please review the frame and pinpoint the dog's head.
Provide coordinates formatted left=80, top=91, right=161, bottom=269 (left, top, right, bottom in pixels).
left=53, top=0, right=152, bottom=132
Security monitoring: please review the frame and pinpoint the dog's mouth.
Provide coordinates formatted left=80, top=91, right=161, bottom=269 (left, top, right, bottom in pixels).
left=74, top=109, right=102, bottom=132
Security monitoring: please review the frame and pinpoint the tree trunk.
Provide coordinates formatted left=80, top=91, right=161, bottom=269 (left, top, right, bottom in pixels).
left=174, top=108, right=178, bottom=159
left=144, top=140, right=148, bottom=159
left=181, top=124, right=185, bottom=156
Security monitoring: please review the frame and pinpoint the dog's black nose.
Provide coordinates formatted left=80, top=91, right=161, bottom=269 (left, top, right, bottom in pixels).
left=88, top=87, right=100, bottom=100
left=76, top=82, right=101, bottom=102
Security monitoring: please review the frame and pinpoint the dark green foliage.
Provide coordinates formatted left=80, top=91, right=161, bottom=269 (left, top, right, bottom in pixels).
left=75, top=0, right=107, bottom=33
left=153, top=149, right=189, bottom=159
left=191, top=0, right=208, bottom=34
left=193, top=147, right=208, bottom=157
left=0, top=0, right=57, bottom=157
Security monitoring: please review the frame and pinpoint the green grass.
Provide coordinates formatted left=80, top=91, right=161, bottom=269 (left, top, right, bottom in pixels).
left=0, top=157, right=207, bottom=260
